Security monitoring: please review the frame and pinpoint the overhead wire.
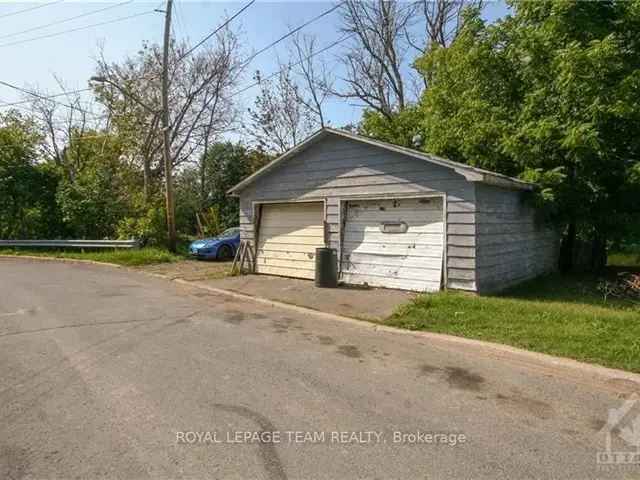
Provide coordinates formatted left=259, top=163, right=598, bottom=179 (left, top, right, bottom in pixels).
left=0, top=0, right=63, bottom=20
left=176, top=0, right=256, bottom=63
left=0, top=79, right=104, bottom=119
left=0, top=0, right=134, bottom=41
left=231, top=33, right=353, bottom=97
left=243, top=1, right=344, bottom=66
left=0, top=0, right=255, bottom=109
left=0, top=1, right=347, bottom=128
left=0, top=9, right=160, bottom=48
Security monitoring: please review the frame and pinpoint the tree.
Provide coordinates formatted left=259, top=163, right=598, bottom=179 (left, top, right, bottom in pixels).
left=55, top=130, right=138, bottom=239
left=349, top=0, right=484, bottom=144
left=0, top=111, right=63, bottom=239
left=408, top=0, right=485, bottom=53
left=92, top=24, right=244, bottom=248
left=414, top=0, right=640, bottom=270
left=200, top=142, right=270, bottom=228
left=26, top=76, right=106, bottom=173
left=290, top=33, right=334, bottom=128
left=247, top=67, right=316, bottom=153
left=335, top=0, right=413, bottom=119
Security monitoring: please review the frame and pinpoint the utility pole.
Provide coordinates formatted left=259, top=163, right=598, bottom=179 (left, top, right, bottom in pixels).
left=161, top=0, right=176, bottom=252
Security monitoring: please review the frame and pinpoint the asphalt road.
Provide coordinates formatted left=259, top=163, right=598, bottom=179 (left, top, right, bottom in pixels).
left=0, top=258, right=635, bottom=479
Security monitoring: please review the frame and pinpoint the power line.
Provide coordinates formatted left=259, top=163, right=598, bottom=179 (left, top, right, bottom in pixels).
left=0, top=87, right=93, bottom=108
left=0, top=2, right=345, bottom=112
left=0, top=0, right=63, bottom=20
left=231, top=33, right=353, bottom=97
left=0, top=9, right=159, bottom=49
left=176, top=0, right=256, bottom=63
left=244, top=1, right=344, bottom=66
left=0, top=0, right=134, bottom=41
left=0, top=80, right=103, bottom=119
left=0, top=1, right=253, bottom=107
left=0, top=33, right=351, bottom=115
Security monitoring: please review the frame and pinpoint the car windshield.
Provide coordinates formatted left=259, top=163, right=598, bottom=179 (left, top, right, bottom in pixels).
left=218, top=228, right=239, bottom=238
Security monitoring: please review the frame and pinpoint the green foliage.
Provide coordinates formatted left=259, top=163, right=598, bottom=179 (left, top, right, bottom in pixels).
left=116, top=202, right=166, bottom=246
left=370, top=0, right=640, bottom=249
left=0, top=247, right=181, bottom=266
left=172, top=142, right=270, bottom=238
left=200, top=142, right=270, bottom=229
left=174, top=166, right=202, bottom=236
left=199, top=206, right=223, bottom=237
left=387, top=273, right=640, bottom=372
left=55, top=131, right=137, bottom=239
left=359, top=106, right=423, bottom=147
left=0, top=111, right=64, bottom=239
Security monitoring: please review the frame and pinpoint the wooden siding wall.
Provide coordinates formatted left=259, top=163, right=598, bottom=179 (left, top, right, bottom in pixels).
left=474, top=184, right=559, bottom=293
left=238, top=135, right=478, bottom=291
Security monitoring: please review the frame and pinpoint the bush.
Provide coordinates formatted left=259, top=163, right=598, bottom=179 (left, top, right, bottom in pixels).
left=117, top=206, right=166, bottom=246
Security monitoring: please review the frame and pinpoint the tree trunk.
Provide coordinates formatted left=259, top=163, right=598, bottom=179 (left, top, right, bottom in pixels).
left=143, top=156, right=151, bottom=202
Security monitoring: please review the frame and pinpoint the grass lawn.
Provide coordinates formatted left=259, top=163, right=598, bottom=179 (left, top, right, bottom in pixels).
left=0, top=247, right=185, bottom=267
left=608, top=251, right=640, bottom=268
left=386, top=273, right=640, bottom=373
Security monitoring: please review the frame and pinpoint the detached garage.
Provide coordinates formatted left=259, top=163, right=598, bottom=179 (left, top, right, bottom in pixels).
left=229, top=128, right=559, bottom=293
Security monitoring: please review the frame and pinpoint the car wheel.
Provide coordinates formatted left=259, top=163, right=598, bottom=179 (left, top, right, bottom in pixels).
left=217, top=244, right=233, bottom=261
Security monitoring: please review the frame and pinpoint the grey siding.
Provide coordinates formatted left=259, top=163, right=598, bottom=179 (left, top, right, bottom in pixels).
left=238, top=135, right=478, bottom=290
left=474, top=184, right=559, bottom=293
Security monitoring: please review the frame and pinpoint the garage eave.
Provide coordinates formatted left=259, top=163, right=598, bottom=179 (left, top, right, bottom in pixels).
left=227, top=128, right=534, bottom=195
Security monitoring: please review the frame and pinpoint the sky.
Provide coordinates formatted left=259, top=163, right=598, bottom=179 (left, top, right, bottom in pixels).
left=0, top=0, right=510, bottom=138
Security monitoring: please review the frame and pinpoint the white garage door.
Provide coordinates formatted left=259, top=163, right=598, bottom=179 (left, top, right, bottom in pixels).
left=340, top=197, right=444, bottom=292
left=256, top=202, right=325, bottom=279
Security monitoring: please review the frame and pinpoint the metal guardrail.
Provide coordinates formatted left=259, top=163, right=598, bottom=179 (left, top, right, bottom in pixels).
left=0, top=239, right=140, bottom=249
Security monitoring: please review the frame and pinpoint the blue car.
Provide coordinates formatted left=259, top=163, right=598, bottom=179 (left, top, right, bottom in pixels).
left=189, top=227, right=240, bottom=260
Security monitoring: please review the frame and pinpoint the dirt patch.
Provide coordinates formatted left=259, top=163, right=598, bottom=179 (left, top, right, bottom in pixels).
left=336, top=345, right=362, bottom=358
left=495, top=393, right=554, bottom=420
left=137, top=260, right=231, bottom=282
left=418, top=364, right=440, bottom=376
left=271, top=319, right=294, bottom=334
left=223, top=312, right=246, bottom=325
left=444, top=367, right=485, bottom=391
left=316, top=335, right=335, bottom=345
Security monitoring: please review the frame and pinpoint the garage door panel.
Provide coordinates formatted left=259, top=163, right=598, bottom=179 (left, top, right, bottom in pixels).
left=341, top=198, right=444, bottom=292
left=256, top=250, right=317, bottom=261
left=260, top=235, right=325, bottom=246
left=259, top=225, right=324, bottom=237
left=341, top=241, right=443, bottom=256
left=344, top=222, right=444, bottom=235
left=340, top=273, right=440, bottom=292
left=340, top=262, right=441, bottom=280
left=259, top=214, right=324, bottom=225
left=343, top=231, right=444, bottom=245
left=257, top=265, right=315, bottom=279
left=259, top=257, right=315, bottom=270
left=346, top=209, right=443, bottom=223
left=343, top=252, right=443, bottom=269
left=256, top=202, right=324, bottom=279
left=346, top=199, right=442, bottom=213
left=257, top=244, right=319, bottom=254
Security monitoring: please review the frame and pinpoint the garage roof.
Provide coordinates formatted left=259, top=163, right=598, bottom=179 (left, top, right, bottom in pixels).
left=228, top=127, right=534, bottom=195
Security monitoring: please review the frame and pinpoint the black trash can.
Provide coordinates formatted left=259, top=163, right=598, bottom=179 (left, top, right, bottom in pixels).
left=315, top=247, right=338, bottom=288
